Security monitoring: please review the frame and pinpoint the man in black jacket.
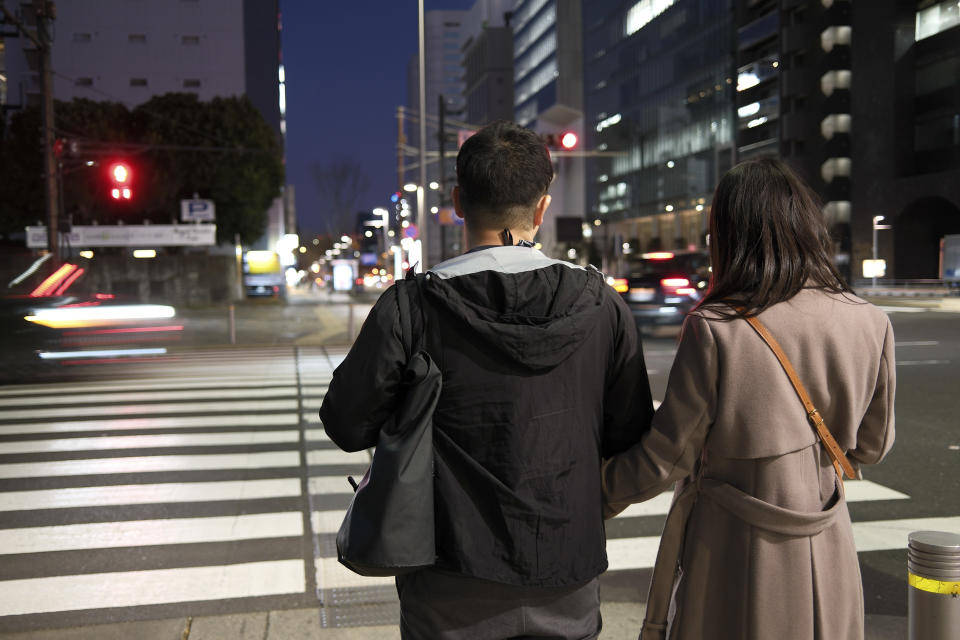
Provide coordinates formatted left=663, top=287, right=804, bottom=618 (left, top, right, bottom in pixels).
left=320, top=120, right=654, bottom=639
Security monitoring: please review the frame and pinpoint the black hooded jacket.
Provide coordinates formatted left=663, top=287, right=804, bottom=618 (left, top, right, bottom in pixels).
left=320, top=246, right=654, bottom=587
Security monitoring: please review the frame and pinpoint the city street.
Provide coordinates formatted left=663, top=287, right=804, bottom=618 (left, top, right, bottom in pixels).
left=0, top=297, right=956, bottom=639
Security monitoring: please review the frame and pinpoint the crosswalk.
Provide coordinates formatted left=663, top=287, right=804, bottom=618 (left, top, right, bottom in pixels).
left=0, top=346, right=953, bottom=632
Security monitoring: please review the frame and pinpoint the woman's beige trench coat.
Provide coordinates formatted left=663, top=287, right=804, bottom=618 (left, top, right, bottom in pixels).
left=603, top=289, right=896, bottom=640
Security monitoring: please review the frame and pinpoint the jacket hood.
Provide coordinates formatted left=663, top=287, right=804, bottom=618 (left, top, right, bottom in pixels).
left=423, top=247, right=606, bottom=370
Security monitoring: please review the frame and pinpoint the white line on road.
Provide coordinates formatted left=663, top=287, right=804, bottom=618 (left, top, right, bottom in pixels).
left=0, top=431, right=301, bottom=454
left=0, top=560, right=306, bottom=616
left=0, top=379, right=298, bottom=398
left=0, top=478, right=302, bottom=512
left=0, top=451, right=301, bottom=479
left=306, top=450, right=370, bottom=467
left=0, top=512, right=303, bottom=555
left=309, top=476, right=355, bottom=495
left=896, top=341, right=940, bottom=347
left=0, top=399, right=299, bottom=421
left=897, top=360, right=951, bottom=366
left=0, top=387, right=299, bottom=408
left=605, top=515, right=960, bottom=572
left=0, top=414, right=299, bottom=436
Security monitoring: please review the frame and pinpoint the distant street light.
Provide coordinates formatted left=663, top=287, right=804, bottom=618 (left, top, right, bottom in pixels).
left=403, top=182, right=418, bottom=193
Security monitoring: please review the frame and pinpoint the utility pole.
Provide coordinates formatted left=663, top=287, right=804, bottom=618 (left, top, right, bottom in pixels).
left=417, top=0, right=428, bottom=270
left=396, top=105, right=406, bottom=192
left=438, top=94, right=446, bottom=262
left=37, top=0, right=59, bottom=266
left=1, top=2, right=59, bottom=265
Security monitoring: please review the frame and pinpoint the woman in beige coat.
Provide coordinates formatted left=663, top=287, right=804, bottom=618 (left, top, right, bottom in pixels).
left=603, top=158, right=895, bottom=640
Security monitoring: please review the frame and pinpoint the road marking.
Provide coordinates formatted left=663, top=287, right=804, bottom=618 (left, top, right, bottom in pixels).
left=853, top=516, right=960, bottom=552
left=0, top=399, right=299, bottom=420
left=897, top=360, right=950, bottom=366
left=0, top=451, right=301, bottom=479
left=306, top=450, right=370, bottom=466
left=604, top=515, right=960, bottom=572
left=0, top=387, right=300, bottom=408
left=0, top=512, right=303, bottom=555
left=0, top=414, right=299, bottom=435
left=0, top=560, right=305, bottom=616
left=0, top=379, right=299, bottom=397
left=0, top=479, right=302, bottom=512
left=612, top=480, right=908, bottom=519
left=315, top=556, right=394, bottom=591
left=896, top=341, right=939, bottom=347
left=309, top=476, right=355, bottom=495
left=0, top=431, right=301, bottom=454
left=877, top=307, right=929, bottom=314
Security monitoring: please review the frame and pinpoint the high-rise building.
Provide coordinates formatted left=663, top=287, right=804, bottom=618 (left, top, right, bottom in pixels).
left=851, top=0, right=960, bottom=280
left=3, top=0, right=282, bottom=140
left=584, top=0, right=734, bottom=268
left=586, top=0, right=960, bottom=281
left=511, top=0, right=585, bottom=260
left=461, top=0, right=514, bottom=126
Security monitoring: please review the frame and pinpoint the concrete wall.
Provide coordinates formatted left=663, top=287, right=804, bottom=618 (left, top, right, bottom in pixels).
left=82, top=255, right=240, bottom=305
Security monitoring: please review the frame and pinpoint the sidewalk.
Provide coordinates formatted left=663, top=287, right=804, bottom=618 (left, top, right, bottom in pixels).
left=0, top=604, right=908, bottom=639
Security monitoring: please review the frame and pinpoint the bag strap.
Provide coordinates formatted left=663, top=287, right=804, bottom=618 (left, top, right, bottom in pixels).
left=395, top=278, right=414, bottom=361
left=743, top=315, right=856, bottom=481
left=397, top=268, right=428, bottom=358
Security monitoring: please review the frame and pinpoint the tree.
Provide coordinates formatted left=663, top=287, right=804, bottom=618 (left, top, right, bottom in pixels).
left=133, top=93, right=284, bottom=244
left=0, top=94, right=284, bottom=245
left=312, top=158, right=370, bottom=236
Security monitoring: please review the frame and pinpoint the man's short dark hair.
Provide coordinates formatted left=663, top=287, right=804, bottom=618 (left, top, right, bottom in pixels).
left=456, top=120, right=554, bottom=231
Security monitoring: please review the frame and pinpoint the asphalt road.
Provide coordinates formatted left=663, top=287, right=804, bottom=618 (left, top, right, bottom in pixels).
left=0, top=292, right=955, bottom=638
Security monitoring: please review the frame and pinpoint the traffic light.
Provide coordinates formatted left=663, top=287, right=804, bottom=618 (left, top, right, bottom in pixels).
left=542, top=131, right=579, bottom=150
left=108, top=162, right=132, bottom=200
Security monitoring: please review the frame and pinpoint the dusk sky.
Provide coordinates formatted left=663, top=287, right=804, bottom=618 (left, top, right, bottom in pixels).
left=282, top=1, right=478, bottom=236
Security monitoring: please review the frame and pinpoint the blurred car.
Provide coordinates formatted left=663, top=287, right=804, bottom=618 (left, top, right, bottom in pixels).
left=0, top=254, right=181, bottom=381
left=608, top=250, right=711, bottom=326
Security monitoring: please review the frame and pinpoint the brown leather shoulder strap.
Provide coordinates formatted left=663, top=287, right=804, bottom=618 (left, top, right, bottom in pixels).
left=744, top=315, right=856, bottom=481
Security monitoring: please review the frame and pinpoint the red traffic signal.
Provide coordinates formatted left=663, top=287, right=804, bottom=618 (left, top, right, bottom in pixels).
left=108, top=162, right=133, bottom=200
left=542, top=131, right=579, bottom=150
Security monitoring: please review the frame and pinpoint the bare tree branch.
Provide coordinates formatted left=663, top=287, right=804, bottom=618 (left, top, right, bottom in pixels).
left=312, top=158, right=370, bottom=237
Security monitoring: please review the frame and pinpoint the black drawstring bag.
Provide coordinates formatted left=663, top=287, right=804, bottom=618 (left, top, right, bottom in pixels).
left=336, top=271, right=439, bottom=576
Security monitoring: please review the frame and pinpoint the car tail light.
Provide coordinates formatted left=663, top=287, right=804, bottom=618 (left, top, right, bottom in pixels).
left=642, top=252, right=675, bottom=260
left=661, top=277, right=697, bottom=297
left=609, top=277, right=629, bottom=293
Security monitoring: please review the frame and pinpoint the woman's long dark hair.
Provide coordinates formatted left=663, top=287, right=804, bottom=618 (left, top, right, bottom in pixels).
left=697, top=157, right=851, bottom=319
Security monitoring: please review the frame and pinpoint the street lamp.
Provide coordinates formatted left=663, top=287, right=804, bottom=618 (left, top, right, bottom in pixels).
left=871, top=215, right=892, bottom=288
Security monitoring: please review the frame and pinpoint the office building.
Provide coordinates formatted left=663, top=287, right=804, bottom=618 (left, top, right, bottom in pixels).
left=461, top=0, right=514, bottom=126
left=511, top=0, right=585, bottom=260
left=584, top=0, right=734, bottom=267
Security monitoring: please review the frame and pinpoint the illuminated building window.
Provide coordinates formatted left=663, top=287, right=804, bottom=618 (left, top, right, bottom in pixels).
left=916, top=0, right=960, bottom=41
left=625, top=0, right=676, bottom=37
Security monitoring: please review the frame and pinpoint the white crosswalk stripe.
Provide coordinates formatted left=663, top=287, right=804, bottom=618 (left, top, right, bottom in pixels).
left=0, top=345, right=940, bottom=630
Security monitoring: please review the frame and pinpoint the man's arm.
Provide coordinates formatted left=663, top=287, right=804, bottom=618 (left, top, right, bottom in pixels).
left=602, top=292, right=656, bottom=459
left=319, top=286, right=408, bottom=452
